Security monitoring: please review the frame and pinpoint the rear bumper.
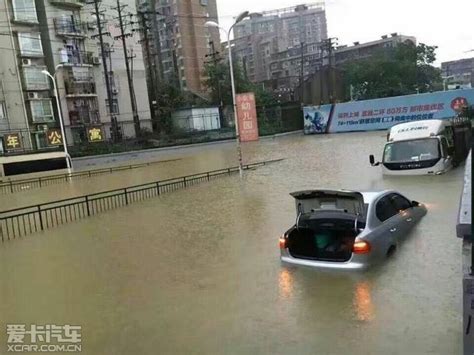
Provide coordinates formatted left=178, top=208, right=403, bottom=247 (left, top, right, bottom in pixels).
left=281, top=255, right=369, bottom=271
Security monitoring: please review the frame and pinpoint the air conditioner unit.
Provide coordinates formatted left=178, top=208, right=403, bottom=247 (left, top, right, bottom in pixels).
left=112, top=88, right=119, bottom=94
left=36, top=124, right=48, bottom=131
left=92, top=57, right=100, bottom=65
left=28, top=92, right=39, bottom=99
left=22, top=58, right=32, bottom=66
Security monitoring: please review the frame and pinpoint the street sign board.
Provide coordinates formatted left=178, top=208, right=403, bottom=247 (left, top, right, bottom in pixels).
left=236, top=92, right=259, bottom=142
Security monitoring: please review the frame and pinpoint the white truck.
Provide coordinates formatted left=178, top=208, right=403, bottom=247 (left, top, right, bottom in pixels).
left=369, top=118, right=471, bottom=175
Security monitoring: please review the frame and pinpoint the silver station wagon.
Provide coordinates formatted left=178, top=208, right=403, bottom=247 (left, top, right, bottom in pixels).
left=279, top=190, right=427, bottom=271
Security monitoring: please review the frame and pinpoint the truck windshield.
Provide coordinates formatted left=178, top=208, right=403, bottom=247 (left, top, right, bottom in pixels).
left=383, top=138, right=440, bottom=163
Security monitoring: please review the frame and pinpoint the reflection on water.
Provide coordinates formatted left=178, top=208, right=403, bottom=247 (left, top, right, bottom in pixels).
left=353, top=281, right=375, bottom=322
left=278, top=268, right=294, bottom=300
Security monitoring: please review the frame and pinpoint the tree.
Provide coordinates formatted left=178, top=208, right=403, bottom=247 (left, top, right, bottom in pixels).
left=344, top=42, right=442, bottom=100
left=203, top=59, right=276, bottom=109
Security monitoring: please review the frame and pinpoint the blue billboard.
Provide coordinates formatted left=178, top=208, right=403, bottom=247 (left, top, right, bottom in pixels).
left=328, top=89, right=474, bottom=133
left=303, top=104, right=333, bottom=134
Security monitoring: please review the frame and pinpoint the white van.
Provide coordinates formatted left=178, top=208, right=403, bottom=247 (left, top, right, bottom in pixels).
left=369, top=118, right=471, bottom=176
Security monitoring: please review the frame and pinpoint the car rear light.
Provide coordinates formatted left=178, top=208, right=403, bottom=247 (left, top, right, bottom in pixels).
left=353, top=239, right=371, bottom=254
left=279, top=236, right=287, bottom=249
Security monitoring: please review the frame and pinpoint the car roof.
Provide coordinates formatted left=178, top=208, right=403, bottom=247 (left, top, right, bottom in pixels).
left=360, top=191, right=389, bottom=205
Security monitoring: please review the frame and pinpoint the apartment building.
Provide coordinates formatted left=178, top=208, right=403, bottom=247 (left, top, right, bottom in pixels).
left=333, top=33, right=417, bottom=66
left=441, top=58, right=474, bottom=90
left=141, top=0, right=220, bottom=97
left=232, top=3, right=327, bottom=91
left=0, top=0, right=150, bottom=154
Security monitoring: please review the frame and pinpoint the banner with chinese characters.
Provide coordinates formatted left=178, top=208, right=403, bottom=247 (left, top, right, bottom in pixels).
left=303, top=105, right=333, bottom=134
left=328, top=89, right=474, bottom=133
left=4, top=133, right=22, bottom=151
left=87, top=126, right=104, bottom=142
left=236, top=92, right=259, bottom=142
left=47, top=129, right=63, bottom=146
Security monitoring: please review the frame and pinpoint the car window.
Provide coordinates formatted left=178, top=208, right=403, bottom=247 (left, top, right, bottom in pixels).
left=440, top=137, right=449, bottom=157
left=375, top=195, right=398, bottom=222
left=390, top=194, right=412, bottom=212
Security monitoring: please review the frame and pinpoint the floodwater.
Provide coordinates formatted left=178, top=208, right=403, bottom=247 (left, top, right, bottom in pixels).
left=0, top=131, right=465, bottom=354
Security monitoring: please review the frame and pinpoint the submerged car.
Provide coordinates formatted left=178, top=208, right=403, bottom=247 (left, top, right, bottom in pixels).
left=279, top=190, right=427, bottom=271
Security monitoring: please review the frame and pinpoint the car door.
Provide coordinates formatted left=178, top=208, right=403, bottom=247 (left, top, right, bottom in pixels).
left=389, top=193, right=415, bottom=236
left=368, top=194, right=403, bottom=259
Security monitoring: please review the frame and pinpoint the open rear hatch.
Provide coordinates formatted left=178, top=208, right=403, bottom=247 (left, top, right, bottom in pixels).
left=291, top=189, right=365, bottom=215
left=288, top=190, right=366, bottom=262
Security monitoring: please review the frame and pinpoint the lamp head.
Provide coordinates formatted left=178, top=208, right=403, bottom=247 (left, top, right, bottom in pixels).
left=235, top=11, right=250, bottom=24
left=204, top=21, right=219, bottom=29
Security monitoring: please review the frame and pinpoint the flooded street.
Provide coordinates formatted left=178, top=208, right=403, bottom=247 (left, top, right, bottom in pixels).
left=0, top=131, right=464, bottom=354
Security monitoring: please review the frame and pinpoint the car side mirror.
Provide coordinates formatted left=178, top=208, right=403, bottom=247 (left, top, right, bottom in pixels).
left=369, top=155, right=380, bottom=166
left=411, top=200, right=420, bottom=207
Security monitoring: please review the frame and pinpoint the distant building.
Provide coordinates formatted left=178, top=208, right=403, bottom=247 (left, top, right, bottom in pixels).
left=333, top=33, right=416, bottom=66
left=295, top=34, right=417, bottom=105
left=441, top=58, right=474, bottom=90
left=141, top=0, right=221, bottom=97
left=231, top=3, right=328, bottom=95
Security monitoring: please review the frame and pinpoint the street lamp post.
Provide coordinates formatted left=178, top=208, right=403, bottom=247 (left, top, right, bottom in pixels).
left=42, top=68, right=72, bottom=170
left=205, top=11, right=249, bottom=177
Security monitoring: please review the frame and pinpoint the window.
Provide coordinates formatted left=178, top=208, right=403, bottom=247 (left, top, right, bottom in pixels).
left=390, top=194, right=411, bottom=212
left=34, top=132, right=49, bottom=149
left=18, top=33, right=43, bottom=57
left=200, top=0, right=208, bottom=5
left=13, top=0, right=38, bottom=23
left=383, top=138, right=440, bottom=163
left=440, top=137, right=449, bottom=158
left=105, top=99, right=119, bottom=114
left=30, top=100, right=54, bottom=122
left=23, top=67, right=49, bottom=90
left=375, top=196, right=398, bottom=222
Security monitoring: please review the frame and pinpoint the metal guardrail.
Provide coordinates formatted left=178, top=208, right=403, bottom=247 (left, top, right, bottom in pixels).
left=0, top=159, right=283, bottom=241
left=0, top=159, right=180, bottom=195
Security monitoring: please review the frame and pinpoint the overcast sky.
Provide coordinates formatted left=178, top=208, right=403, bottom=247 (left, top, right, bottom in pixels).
left=216, top=0, right=474, bottom=65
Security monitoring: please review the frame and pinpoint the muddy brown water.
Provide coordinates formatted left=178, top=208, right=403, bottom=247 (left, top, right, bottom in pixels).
left=0, top=132, right=464, bottom=354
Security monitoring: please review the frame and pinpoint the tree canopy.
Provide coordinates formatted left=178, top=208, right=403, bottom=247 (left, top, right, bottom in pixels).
left=203, top=59, right=276, bottom=108
left=343, top=42, right=442, bottom=100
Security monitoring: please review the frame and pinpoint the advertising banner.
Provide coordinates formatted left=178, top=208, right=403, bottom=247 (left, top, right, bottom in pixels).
left=303, top=105, right=333, bottom=134
left=328, top=89, right=474, bottom=133
left=236, top=92, right=259, bottom=142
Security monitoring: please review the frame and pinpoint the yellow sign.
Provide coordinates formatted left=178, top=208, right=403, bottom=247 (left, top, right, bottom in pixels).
left=4, top=133, right=22, bottom=150
left=87, top=126, right=104, bottom=142
left=47, top=129, right=63, bottom=146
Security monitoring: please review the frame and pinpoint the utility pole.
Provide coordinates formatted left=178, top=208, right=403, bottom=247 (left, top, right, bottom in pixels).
left=205, top=40, right=224, bottom=127
left=300, top=41, right=305, bottom=91
left=90, top=0, right=120, bottom=142
left=114, top=0, right=140, bottom=137
left=318, top=37, right=338, bottom=104
left=136, top=9, right=156, bottom=127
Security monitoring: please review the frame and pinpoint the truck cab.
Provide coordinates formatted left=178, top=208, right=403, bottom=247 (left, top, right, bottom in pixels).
left=370, top=119, right=471, bottom=176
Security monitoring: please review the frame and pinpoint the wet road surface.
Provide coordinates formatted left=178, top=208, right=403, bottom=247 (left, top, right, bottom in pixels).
left=0, top=131, right=464, bottom=354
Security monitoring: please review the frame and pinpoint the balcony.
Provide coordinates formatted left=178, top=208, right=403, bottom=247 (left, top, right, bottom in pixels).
left=53, top=18, right=88, bottom=37
left=65, top=80, right=97, bottom=97
left=50, top=0, right=84, bottom=8
left=59, top=49, right=97, bottom=66
left=69, top=109, right=100, bottom=126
